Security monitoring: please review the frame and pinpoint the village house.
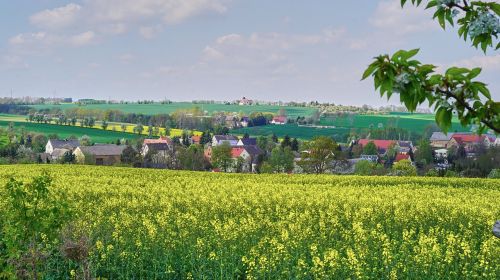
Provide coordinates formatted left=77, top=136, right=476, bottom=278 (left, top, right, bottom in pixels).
left=45, top=139, right=80, bottom=155
left=73, top=144, right=126, bottom=165
left=237, top=138, right=257, bottom=146
left=231, top=145, right=264, bottom=172
left=357, top=139, right=396, bottom=155
left=212, top=135, right=239, bottom=146
left=447, top=133, right=493, bottom=152
left=429, top=132, right=454, bottom=148
left=45, top=139, right=80, bottom=161
left=271, top=116, right=287, bottom=125
left=239, top=97, right=253, bottom=106
left=240, top=116, right=250, bottom=127
left=141, top=143, right=172, bottom=157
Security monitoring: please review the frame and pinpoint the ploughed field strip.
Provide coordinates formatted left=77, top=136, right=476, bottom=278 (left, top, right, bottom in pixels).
left=0, top=165, right=498, bottom=279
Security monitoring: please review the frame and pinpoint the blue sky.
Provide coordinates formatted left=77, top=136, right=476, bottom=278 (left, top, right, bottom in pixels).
left=1, top=0, right=498, bottom=105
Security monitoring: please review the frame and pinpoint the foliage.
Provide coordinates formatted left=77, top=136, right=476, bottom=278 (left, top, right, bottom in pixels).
left=211, top=142, right=233, bottom=172
left=179, top=144, right=209, bottom=171
left=0, top=172, right=69, bottom=278
left=1, top=165, right=498, bottom=278
left=488, top=168, right=500, bottom=178
left=415, top=139, right=434, bottom=165
left=268, top=146, right=294, bottom=173
left=392, top=159, right=418, bottom=176
left=354, top=160, right=376, bottom=175
left=298, top=136, right=338, bottom=174
left=363, top=141, right=378, bottom=155
left=363, top=0, right=500, bottom=134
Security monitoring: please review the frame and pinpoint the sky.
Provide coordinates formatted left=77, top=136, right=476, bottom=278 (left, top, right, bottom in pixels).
left=0, top=0, right=499, bottom=106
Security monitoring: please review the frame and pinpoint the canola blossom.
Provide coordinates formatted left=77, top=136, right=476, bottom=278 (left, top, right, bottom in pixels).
left=0, top=165, right=499, bottom=279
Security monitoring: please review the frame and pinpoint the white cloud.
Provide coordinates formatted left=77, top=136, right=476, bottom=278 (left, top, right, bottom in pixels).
left=370, top=0, right=436, bottom=35
left=117, top=53, right=136, bottom=64
left=1, top=55, right=29, bottom=70
left=139, top=25, right=163, bottom=39
left=86, top=0, right=229, bottom=24
left=30, top=3, right=82, bottom=29
left=70, top=31, right=96, bottom=46
left=453, top=55, right=500, bottom=71
left=100, top=23, right=127, bottom=35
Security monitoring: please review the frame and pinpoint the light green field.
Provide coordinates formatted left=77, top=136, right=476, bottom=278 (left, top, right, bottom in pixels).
left=29, top=102, right=315, bottom=118
left=319, top=112, right=470, bottom=133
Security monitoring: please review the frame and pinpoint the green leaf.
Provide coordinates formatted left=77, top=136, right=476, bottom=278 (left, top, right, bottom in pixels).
left=401, top=48, right=420, bottom=60
left=445, top=67, right=469, bottom=76
left=476, top=83, right=491, bottom=99
left=435, top=107, right=452, bottom=133
left=467, top=67, right=482, bottom=79
left=361, top=62, right=378, bottom=80
left=425, top=0, right=438, bottom=9
left=401, top=0, right=407, bottom=8
left=490, top=3, right=500, bottom=16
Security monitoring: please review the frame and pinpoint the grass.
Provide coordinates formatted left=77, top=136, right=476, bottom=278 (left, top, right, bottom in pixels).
left=0, top=120, right=140, bottom=143
left=319, top=112, right=470, bottom=133
left=232, top=124, right=351, bottom=141
left=29, top=102, right=316, bottom=118
left=0, top=114, right=201, bottom=143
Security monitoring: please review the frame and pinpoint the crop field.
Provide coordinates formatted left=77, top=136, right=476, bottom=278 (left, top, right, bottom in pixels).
left=29, top=103, right=316, bottom=118
left=232, top=124, right=351, bottom=141
left=0, top=120, right=139, bottom=143
left=0, top=114, right=200, bottom=143
left=1, top=165, right=498, bottom=279
left=320, top=112, right=470, bottom=133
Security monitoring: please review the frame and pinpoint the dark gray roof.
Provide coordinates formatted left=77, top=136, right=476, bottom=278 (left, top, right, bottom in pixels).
left=214, top=135, right=239, bottom=141
left=78, top=144, right=126, bottom=156
left=145, top=143, right=170, bottom=151
left=239, top=138, right=257, bottom=145
left=242, top=145, right=264, bottom=156
left=49, top=139, right=80, bottom=149
left=430, top=132, right=454, bottom=141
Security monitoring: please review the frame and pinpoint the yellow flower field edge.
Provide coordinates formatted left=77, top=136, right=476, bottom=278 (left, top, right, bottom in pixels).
left=0, top=165, right=499, bottom=279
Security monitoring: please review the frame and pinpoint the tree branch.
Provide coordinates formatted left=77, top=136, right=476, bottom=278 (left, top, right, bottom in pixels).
left=435, top=88, right=499, bottom=133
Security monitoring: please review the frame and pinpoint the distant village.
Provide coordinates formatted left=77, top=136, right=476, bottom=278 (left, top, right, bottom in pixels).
left=36, top=129, right=500, bottom=178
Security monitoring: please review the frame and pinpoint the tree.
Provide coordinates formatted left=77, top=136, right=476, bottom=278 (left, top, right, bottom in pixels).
left=134, top=124, right=144, bottom=135
left=298, top=136, right=338, bottom=174
left=121, top=145, right=142, bottom=167
left=362, top=1, right=500, bottom=134
left=211, top=142, right=233, bottom=172
left=268, top=146, right=294, bottom=173
left=281, top=135, right=292, bottom=149
left=354, top=160, right=375, bottom=175
left=121, top=124, right=127, bottom=133
left=80, top=135, right=92, bottom=146
left=392, top=159, right=417, bottom=176
left=179, top=144, right=209, bottom=171
left=415, top=139, right=434, bottom=165
left=101, top=120, right=108, bottom=131
left=363, top=141, right=378, bottom=155
left=291, top=138, right=299, bottom=152
left=1, top=172, right=69, bottom=278
left=60, top=151, right=75, bottom=164
left=243, top=132, right=250, bottom=139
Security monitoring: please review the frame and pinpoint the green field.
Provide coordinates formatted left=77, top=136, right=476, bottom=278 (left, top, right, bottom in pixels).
left=320, top=112, right=470, bottom=133
left=0, top=165, right=498, bottom=279
left=30, top=102, right=315, bottom=118
left=232, top=124, right=351, bottom=141
left=0, top=120, right=140, bottom=143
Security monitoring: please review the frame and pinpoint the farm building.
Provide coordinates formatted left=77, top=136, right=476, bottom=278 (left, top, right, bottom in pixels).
left=212, top=135, right=239, bottom=146
left=271, top=116, right=287, bottom=125
left=429, top=132, right=454, bottom=148
left=74, top=144, right=126, bottom=165
left=45, top=139, right=80, bottom=155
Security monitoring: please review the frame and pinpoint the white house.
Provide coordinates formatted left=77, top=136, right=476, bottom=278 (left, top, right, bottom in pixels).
left=212, top=135, right=239, bottom=146
left=45, top=139, right=80, bottom=155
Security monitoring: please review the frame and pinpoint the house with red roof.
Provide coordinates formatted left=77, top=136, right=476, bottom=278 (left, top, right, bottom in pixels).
left=394, top=154, right=411, bottom=163
left=357, top=139, right=396, bottom=155
left=448, top=133, right=493, bottom=152
left=271, top=116, right=287, bottom=125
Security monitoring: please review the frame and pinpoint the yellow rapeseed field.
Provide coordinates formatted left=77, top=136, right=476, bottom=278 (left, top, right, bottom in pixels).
left=0, top=165, right=499, bottom=279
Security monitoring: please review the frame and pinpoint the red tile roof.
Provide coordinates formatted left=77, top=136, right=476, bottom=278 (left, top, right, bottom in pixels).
left=144, top=136, right=172, bottom=145
left=272, top=116, right=287, bottom=123
left=358, top=139, right=396, bottom=150
left=395, top=154, right=410, bottom=162
left=452, top=134, right=484, bottom=143
left=231, top=147, right=245, bottom=158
